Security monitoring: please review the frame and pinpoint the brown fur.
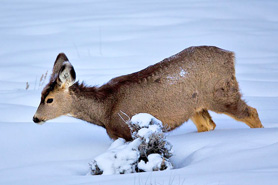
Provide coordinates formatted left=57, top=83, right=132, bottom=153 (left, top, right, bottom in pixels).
left=33, top=46, right=263, bottom=141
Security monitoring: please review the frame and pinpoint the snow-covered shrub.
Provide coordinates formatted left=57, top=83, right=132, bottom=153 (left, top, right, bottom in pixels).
left=89, top=113, right=173, bottom=175
left=90, top=138, right=141, bottom=175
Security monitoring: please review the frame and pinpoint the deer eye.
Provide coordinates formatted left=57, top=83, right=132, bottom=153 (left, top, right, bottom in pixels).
left=46, top=98, right=53, bottom=104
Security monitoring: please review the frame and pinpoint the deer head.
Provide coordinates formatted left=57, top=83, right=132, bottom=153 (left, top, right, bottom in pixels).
left=33, top=53, right=76, bottom=124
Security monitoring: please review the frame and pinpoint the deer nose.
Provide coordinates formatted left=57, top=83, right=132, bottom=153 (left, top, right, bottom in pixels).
left=33, top=116, right=41, bottom=123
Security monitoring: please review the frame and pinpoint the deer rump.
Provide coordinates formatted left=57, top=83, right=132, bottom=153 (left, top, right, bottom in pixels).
left=33, top=46, right=263, bottom=140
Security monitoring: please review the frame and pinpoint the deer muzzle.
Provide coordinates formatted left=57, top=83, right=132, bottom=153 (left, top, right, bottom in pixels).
left=33, top=116, right=45, bottom=124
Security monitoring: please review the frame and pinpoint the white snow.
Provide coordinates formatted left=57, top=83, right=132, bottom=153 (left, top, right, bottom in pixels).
left=90, top=138, right=141, bottom=175
left=130, top=113, right=163, bottom=128
left=179, top=68, right=187, bottom=77
left=132, top=114, right=163, bottom=142
left=137, top=127, right=153, bottom=139
left=1, top=0, right=278, bottom=185
left=167, top=67, right=187, bottom=84
left=138, top=153, right=172, bottom=172
left=138, top=153, right=163, bottom=171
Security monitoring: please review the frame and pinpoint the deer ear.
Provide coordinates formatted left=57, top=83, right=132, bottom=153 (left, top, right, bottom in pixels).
left=57, top=61, right=76, bottom=88
left=50, top=53, right=76, bottom=88
left=51, top=53, right=69, bottom=79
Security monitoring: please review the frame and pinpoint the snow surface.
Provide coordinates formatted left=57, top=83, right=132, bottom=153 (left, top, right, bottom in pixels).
left=1, top=0, right=278, bottom=185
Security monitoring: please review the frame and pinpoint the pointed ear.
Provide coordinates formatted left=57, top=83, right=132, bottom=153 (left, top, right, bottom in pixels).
left=57, top=61, right=76, bottom=88
left=51, top=53, right=69, bottom=79
left=51, top=53, right=76, bottom=88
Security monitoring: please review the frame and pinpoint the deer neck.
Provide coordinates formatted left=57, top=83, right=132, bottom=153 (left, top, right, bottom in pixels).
left=69, top=84, right=112, bottom=128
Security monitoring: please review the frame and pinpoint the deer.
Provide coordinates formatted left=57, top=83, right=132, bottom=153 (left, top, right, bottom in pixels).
left=33, top=46, right=263, bottom=141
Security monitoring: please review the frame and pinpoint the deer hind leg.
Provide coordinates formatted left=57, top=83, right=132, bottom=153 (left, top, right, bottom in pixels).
left=222, top=99, right=263, bottom=128
left=212, top=76, right=263, bottom=128
left=191, top=109, right=216, bottom=132
left=211, top=96, right=263, bottom=129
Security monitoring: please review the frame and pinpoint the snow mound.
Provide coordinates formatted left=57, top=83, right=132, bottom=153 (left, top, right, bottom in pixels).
left=89, top=113, right=173, bottom=175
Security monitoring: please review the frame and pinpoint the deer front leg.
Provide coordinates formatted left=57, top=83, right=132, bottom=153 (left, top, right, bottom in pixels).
left=191, top=109, right=216, bottom=132
left=106, top=115, right=133, bottom=141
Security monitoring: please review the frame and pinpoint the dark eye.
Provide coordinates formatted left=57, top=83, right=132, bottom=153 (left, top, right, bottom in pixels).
left=46, top=98, right=53, bottom=104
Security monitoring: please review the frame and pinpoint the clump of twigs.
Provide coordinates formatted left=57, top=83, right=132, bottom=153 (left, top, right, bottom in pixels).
left=26, top=82, right=30, bottom=90
left=127, top=113, right=173, bottom=171
left=27, top=70, right=48, bottom=90
left=39, top=71, right=48, bottom=88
